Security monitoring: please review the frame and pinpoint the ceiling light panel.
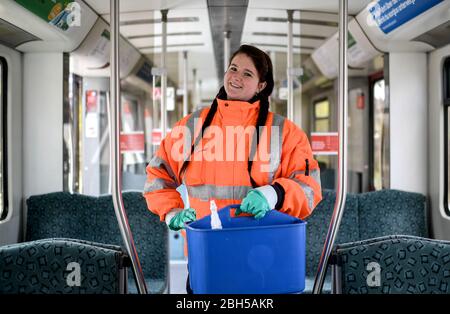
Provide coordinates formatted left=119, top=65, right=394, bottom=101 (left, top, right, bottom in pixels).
left=84, top=0, right=205, bottom=15
left=247, top=0, right=371, bottom=15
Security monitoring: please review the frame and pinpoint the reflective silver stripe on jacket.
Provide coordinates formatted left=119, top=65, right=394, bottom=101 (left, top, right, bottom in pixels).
left=289, top=177, right=315, bottom=210
left=249, top=128, right=257, bottom=163
left=186, top=184, right=252, bottom=202
left=184, top=108, right=204, bottom=161
left=310, top=168, right=322, bottom=189
left=148, top=155, right=179, bottom=185
left=268, top=114, right=285, bottom=184
left=288, top=168, right=321, bottom=188
left=143, top=178, right=177, bottom=193
left=289, top=170, right=305, bottom=177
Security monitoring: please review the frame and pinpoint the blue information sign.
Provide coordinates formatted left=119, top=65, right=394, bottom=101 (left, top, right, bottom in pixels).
left=369, top=0, right=444, bottom=34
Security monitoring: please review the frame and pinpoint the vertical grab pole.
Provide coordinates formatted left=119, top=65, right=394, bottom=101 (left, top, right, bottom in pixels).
left=192, top=68, right=197, bottom=109
left=183, top=51, right=189, bottom=117
left=312, top=0, right=348, bottom=294
left=110, top=0, right=148, bottom=294
left=224, top=30, right=231, bottom=73
left=286, top=10, right=294, bottom=121
left=161, top=9, right=168, bottom=138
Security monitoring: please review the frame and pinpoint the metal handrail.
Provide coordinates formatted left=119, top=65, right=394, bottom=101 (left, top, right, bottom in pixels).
left=109, top=0, right=148, bottom=294
left=183, top=51, right=189, bottom=117
left=287, top=10, right=294, bottom=122
left=312, top=0, right=348, bottom=294
left=161, top=10, right=168, bottom=138
left=224, top=30, right=231, bottom=73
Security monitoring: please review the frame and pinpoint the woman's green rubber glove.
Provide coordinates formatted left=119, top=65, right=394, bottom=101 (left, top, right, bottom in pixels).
left=236, top=190, right=270, bottom=219
left=166, top=208, right=196, bottom=231
left=236, top=185, right=278, bottom=219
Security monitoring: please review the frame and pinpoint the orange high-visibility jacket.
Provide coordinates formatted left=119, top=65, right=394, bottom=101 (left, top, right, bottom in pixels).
left=144, top=98, right=322, bottom=223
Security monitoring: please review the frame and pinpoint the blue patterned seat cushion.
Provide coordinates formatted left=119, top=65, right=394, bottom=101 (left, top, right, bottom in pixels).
left=26, top=192, right=168, bottom=293
left=0, top=238, right=127, bottom=294
left=334, top=235, right=450, bottom=294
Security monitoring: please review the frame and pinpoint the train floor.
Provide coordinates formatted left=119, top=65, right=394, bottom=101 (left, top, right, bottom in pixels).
left=169, top=260, right=189, bottom=294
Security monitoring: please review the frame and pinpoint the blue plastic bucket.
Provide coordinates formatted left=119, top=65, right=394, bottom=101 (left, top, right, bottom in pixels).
left=185, top=205, right=306, bottom=294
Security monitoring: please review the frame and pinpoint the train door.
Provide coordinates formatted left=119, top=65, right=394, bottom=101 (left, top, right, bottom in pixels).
left=429, top=44, right=450, bottom=240
left=0, top=43, right=22, bottom=245
left=347, top=76, right=371, bottom=193
left=368, top=71, right=389, bottom=191
left=445, top=58, right=450, bottom=221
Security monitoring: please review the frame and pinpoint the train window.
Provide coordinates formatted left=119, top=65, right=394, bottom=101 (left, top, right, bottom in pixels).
left=372, top=78, right=387, bottom=191
left=312, top=98, right=332, bottom=174
left=313, top=98, right=330, bottom=132
left=63, top=72, right=82, bottom=193
left=0, top=57, right=7, bottom=220
left=444, top=57, right=450, bottom=216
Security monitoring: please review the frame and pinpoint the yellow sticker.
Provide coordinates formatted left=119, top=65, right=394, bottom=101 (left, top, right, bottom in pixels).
left=48, top=3, right=62, bottom=21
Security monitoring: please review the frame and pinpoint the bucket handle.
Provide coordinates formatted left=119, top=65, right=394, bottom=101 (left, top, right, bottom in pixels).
left=223, top=204, right=248, bottom=218
left=226, top=204, right=240, bottom=210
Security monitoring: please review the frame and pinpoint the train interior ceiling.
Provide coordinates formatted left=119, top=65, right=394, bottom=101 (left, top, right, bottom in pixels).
left=1, top=0, right=450, bottom=294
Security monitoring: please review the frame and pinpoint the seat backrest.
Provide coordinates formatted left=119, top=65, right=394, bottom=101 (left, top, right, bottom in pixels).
left=0, top=238, right=127, bottom=294
left=122, top=172, right=147, bottom=191
left=320, top=168, right=335, bottom=190
left=305, top=189, right=428, bottom=278
left=333, top=235, right=450, bottom=294
left=357, top=189, right=428, bottom=239
left=26, top=192, right=168, bottom=285
left=304, top=189, right=360, bottom=277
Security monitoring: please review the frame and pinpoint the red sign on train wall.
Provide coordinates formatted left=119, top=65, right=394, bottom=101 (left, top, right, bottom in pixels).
left=86, top=90, right=98, bottom=112
left=357, top=93, right=365, bottom=110
left=152, top=129, right=162, bottom=145
left=151, top=129, right=172, bottom=145
left=120, top=132, right=145, bottom=153
left=311, top=132, right=339, bottom=155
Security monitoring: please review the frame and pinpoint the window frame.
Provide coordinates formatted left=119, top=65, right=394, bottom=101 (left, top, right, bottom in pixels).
left=443, top=57, right=450, bottom=216
left=0, top=57, right=8, bottom=221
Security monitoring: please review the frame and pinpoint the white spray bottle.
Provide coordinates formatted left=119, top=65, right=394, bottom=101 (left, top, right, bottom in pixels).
left=210, top=200, right=222, bottom=230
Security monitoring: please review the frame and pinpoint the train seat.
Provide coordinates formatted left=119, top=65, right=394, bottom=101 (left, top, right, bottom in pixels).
left=25, top=191, right=168, bottom=294
left=304, top=190, right=360, bottom=293
left=331, top=235, right=450, bottom=294
left=0, top=238, right=128, bottom=294
left=24, top=189, right=427, bottom=294
left=304, top=189, right=427, bottom=293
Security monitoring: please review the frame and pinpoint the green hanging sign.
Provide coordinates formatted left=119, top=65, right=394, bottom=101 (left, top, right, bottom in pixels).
left=14, top=0, right=79, bottom=31
left=348, top=32, right=356, bottom=49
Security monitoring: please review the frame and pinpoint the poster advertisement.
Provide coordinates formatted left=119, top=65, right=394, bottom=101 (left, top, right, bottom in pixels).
left=14, top=0, right=80, bottom=31
left=368, top=0, right=444, bottom=34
